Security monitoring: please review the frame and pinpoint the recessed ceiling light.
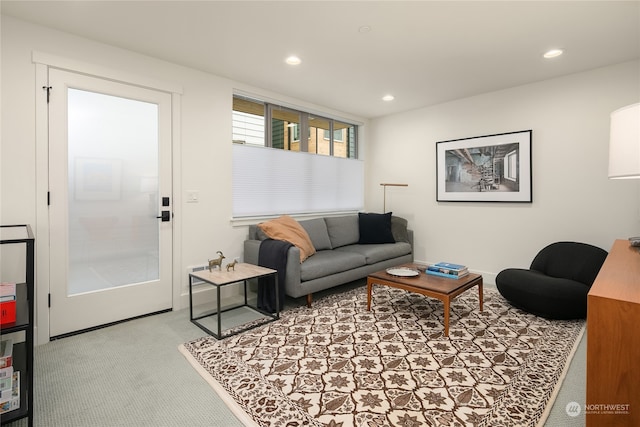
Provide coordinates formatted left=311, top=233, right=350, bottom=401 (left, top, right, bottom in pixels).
left=382, top=95, right=395, bottom=102
left=543, top=49, right=564, bottom=59
left=285, top=55, right=301, bottom=65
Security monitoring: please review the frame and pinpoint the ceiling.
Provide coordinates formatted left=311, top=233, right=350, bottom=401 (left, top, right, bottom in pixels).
left=2, top=1, right=639, bottom=119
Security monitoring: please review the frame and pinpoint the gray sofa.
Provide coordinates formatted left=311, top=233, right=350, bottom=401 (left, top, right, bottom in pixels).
left=244, top=214, right=413, bottom=306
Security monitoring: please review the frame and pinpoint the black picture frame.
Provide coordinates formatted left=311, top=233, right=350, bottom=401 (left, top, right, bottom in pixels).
left=436, top=130, right=532, bottom=202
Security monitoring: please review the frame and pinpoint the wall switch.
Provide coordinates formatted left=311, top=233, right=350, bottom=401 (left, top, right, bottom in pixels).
left=187, top=191, right=199, bottom=203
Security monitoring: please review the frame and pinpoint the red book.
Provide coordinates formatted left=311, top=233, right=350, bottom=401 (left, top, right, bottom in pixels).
left=0, top=283, right=15, bottom=298
left=0, top=301, right=16, bottom=325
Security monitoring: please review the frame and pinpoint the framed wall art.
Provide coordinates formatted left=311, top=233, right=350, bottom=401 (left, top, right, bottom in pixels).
left=436, top=130, right=532, bottom=202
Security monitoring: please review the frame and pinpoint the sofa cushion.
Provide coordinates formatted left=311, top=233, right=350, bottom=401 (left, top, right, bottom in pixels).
left=300, top=250, right=366, bottom=281
left=258, top=215, right=315, bottom=262
left=299, top=218, right=332, bottom=251
left=335, top=242, right=412, bottom=265
left=254, top=225, right=269, bottom=241
left=391, top=216, right=410, bottom=244
left=324, top=215, right=359, bottom=248
left=358, top=212, right=395, bottom=244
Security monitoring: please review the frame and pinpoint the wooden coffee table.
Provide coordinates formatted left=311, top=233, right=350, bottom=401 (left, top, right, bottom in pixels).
left=367, top=263, right=483, bottom=336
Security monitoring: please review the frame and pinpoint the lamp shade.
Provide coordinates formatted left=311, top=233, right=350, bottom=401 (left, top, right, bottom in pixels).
left=608, top=103, right=640, bottom=179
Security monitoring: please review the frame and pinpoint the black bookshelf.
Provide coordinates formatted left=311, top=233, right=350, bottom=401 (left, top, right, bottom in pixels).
left=1, top=225, right=34, bottom=427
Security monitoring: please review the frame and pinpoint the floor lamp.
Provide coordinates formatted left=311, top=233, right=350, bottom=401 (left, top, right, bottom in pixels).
left=380, top=183, right=408, bottom=213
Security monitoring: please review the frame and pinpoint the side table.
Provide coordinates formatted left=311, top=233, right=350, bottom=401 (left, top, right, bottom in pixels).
left=189, top=263, right=278, bottom=339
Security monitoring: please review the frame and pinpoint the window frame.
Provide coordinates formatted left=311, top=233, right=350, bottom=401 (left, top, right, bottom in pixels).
left=233, top=94, right=358, bottom=159
left=504, top=150, right=518, bottom=182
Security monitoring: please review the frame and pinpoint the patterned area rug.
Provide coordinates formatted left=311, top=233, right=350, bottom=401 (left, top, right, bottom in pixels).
left=179, top=285, right=584, bottom=427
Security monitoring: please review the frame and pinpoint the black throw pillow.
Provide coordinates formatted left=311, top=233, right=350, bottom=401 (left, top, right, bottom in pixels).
left=358, top=212, right=396, bottom=244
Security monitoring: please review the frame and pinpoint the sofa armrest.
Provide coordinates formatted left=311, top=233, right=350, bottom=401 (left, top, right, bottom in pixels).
left=243, top=239, right=261, bottom=265
left=285, top=246, right=302, bottom=290
left=245, top=239, right=302, bottom=289
left=408, top=229, right=414, bottom=254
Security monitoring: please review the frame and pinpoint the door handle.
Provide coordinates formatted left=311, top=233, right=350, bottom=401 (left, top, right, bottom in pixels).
left=156, top=211, right=171, bottom=222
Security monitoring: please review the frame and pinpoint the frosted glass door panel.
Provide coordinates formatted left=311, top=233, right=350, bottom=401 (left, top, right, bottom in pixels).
left=49, top=68, right=172, bottom=337
left=67, top=89, right=159, bottom=295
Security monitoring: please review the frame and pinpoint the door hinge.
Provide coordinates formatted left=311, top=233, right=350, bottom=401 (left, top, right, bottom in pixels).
left=48, top=293, right=51, bottom=307
left=47, top=191, right=51, bottom=206
left=42, top=86, right=52, bottom=103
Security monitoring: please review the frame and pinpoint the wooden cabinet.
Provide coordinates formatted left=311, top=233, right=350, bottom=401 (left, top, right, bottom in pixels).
left=0, top=225, right=34, bottom=426
left=586, top=239, right=640, bottom=426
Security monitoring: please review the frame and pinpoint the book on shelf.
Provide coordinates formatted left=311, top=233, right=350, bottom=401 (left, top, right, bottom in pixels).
left=425, top=269, right=467, bottom=280
left=0, top=283, right=16, bottom=298
left=0, top=366, right=13, bottom=391
left=0, top=300, right=16, bottom=325
left=0, top=283, right=17, bottom=324
left=0, top=339, right=13, bottom=369
left=0, top=395, right=19, bottom=414
left=0, top=372, right=18, bottom=403
left=0, top=384, right=13, bottom=402
left=0, top=282, right=17, bottom=324
left=0, top=295, right=16, bottom=303
left=0, top=371, right=19, bottom=414
left=0, top=366, right=13, bottom=380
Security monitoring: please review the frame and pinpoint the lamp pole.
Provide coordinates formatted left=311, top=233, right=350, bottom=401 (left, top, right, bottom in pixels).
left=380, top=183, right=408, bottom=213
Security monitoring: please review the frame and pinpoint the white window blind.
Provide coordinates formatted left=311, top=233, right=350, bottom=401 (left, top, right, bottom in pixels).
left=233, top=144, right=364, bottom=218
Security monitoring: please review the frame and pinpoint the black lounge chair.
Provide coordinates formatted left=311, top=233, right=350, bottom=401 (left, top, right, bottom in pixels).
left=496, top=241, right=608, bottom=319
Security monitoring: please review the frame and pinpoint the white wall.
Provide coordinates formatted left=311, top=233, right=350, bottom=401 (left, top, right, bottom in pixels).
left=0, top=15, right=365, bottom=341
left=367, top=60, right=640, bottom=282
left=3, top=15, right=639, bottom=340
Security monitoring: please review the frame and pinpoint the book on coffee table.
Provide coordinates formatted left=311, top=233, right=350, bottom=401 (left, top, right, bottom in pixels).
left=432, top=262, right=467, bottom=271
left=427, top=262, right=468, bottom=278
left=425, top=269, right=468, bottom=279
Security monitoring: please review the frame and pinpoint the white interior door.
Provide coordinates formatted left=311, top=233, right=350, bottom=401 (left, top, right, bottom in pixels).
left=48, top=69, right=173, bottom=337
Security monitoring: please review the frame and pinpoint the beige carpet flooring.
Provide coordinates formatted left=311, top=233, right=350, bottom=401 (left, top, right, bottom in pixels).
left=3, top=280, right=586, bottom=426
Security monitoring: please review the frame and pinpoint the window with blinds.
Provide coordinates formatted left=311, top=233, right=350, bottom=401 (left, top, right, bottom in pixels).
left=232, top=94, right=363, bottom=218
